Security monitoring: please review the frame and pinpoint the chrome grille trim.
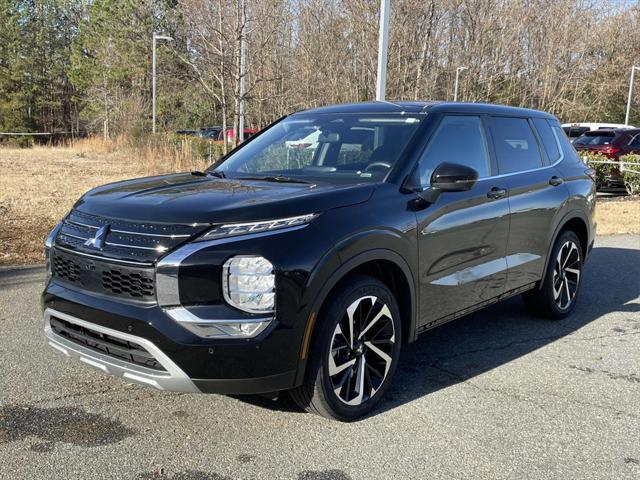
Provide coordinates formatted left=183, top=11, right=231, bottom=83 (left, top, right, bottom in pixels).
left=54, top=245, right=155, bottom=267
left=104, top=241, right=167, bottom=251
left=55, top=210, right=208, bottom=264
left=69, top=219, right=191, bottom=239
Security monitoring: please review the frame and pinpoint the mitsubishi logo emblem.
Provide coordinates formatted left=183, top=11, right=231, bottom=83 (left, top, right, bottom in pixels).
left=84, top=225, right=109, bottom=250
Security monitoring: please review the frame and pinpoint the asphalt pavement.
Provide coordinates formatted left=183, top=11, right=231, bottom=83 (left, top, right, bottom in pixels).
left=1, top=235, right=639, bottom=480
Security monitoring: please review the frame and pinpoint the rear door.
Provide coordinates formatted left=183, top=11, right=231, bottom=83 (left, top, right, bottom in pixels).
left=487, top=116, right=568, bottom=291
left=414, top=115, right=510, bottom=327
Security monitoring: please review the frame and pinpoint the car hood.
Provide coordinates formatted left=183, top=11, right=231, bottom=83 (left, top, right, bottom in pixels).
left=73, top=173, right=375, bottom=224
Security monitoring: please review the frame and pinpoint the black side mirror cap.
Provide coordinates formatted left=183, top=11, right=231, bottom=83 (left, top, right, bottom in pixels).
left=430, top=162, right=479, bottom=192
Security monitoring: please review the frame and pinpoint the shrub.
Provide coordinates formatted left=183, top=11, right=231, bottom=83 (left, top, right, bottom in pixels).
left=0, top=135, right=34, bottom=148
left=620, top=154, right=640, bottom=196
left=581, top=152, right=616, bottom=190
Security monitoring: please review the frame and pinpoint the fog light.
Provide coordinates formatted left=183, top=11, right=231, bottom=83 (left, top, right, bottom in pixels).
left=164, top=307, right=272, bottom=339
left=223, top=256, right=275, bottom=314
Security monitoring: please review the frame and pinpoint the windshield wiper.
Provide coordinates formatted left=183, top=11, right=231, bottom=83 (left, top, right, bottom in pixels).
left=209, top=170, right=226, bottom=178
left=237, top=175, right=312, bottom=184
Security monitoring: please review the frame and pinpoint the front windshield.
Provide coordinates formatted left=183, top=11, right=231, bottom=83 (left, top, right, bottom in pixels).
left=212, top=113, right=423, bottom=183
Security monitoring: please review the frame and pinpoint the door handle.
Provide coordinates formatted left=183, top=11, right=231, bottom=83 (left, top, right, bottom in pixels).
left=549, top=176, right=564, bottom=186
left=487, top=187, right=507, bottom=199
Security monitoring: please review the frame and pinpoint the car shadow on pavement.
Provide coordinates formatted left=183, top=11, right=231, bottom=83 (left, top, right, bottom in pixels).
left=237, top=245, right=640, bottom=419
left=375, top=245, right=640, bottom=417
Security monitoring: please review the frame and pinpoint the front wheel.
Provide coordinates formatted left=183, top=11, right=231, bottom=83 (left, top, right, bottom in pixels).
left=523, top=230, right=583, bottom=319
left=290, top=275, right=402, bottom=421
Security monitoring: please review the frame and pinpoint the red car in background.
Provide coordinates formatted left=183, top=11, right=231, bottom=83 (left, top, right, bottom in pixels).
left=573, top=128, right=640, bottom=187
left=214, top=128, right=258, bottom=145
left=573, top=128, right=640, bottom=159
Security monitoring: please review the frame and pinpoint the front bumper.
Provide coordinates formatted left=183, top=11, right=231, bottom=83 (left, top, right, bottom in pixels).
left=42, top=218, right=334, bottom=395
left=42, top=282, right=300, bottom=394
left=44, top=308, right=199, bottom=393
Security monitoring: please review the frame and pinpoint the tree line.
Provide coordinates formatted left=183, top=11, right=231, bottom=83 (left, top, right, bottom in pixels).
left=1, top=0, right=639, bottom=141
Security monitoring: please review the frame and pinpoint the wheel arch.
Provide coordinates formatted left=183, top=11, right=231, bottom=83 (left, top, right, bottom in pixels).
left=294, top=249, right=417, bottom=385
left=540, top=210, right=591, bottom=289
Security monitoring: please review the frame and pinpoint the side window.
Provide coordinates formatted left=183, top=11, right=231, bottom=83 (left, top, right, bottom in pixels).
left=489, top=117, right=543, bottom=174
left=532, top=118, right=561, bottom=164
left=552, top=125, right=581, bottom=162
left=629, top=133, right=640, bottom=148
left=416, top=115, right=490, bottom=186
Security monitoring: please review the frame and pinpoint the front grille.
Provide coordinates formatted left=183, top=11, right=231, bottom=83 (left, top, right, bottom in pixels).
left=53, top=255, right=81, bottom=283
left=54, top=209, right=208, bottom=264
left=102, top=269, right=155, bottom=298
left=51, top=249, right=156, bottom=302
left=50, top=316, right=166, bottom=372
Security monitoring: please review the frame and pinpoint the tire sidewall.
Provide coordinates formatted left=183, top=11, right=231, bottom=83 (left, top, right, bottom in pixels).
left=313, top=276, right=402, bottom=421
left=544, top=230, right=583, bottom=317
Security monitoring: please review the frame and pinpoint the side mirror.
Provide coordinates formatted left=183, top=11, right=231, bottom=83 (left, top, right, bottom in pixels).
left=430, top=162, right=479, bottom=192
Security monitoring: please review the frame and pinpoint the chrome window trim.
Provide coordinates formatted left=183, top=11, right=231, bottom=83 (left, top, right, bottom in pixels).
left=412, top=115, right=565, bottom=190
left=44, top=308, right=199, bottom=393
left=481, top=124, right=565, bottom=180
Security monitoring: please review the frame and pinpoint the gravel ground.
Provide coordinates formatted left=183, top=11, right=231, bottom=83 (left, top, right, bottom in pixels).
left=0, top=235, right=639, bottom=480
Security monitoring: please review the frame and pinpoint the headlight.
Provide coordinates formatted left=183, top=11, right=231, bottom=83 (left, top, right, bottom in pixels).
left=197, top=213, right=318, bottom=242
left=223, top=256, right=275, bottom=314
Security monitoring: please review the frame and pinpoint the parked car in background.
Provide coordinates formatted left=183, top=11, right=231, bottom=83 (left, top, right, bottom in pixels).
left=176, top=129, right=199, bottom=137
left=562, top=123, right=634, bottom=143
left=214, top=127, right=258, bottom=145
left=42, top=101, right=595, bottom=421
left=199, top=126, right=223, bottom=139
left=573, top=128, right=640, bottom=188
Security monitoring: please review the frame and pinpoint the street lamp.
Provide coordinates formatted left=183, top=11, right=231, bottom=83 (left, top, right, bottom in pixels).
left=152, top=33, right=173, bottom=134
left=454, top=66, right=467, bottom=102
left=375, top=0, right=391, bottom=101
left=625, top=65, right=640, bottom=126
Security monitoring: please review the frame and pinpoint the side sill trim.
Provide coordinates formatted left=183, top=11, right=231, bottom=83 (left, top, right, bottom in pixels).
left=417, top=281, right=537, bottom=334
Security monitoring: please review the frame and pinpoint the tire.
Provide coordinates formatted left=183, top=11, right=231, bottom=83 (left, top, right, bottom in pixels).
left=290, top=275, right=402, bottom=421
left=523, top=230, right=583, bottom=320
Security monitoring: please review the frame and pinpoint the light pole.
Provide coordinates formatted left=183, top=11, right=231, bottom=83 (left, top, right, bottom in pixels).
left=625, top=65, right=640, bottom=126
left=454, top=66, right=467, bottom=102
left=375, top=0, right=390, bottom=101
left=152, top=33, right=173, bottom=134
left=238, top=0, right=247, bottom=144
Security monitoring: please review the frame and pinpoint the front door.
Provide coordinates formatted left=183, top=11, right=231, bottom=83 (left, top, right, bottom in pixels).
left=413, top=115, right=510, bottom=328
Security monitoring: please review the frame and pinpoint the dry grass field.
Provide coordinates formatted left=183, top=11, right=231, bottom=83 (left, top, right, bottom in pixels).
left=0, top=142, right=145, bottom=265
left=0, top=142, right=639, bottom=266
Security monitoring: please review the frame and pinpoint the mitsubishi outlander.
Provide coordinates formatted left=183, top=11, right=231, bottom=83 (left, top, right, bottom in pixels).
left=42, top=102, right=596, bottom=420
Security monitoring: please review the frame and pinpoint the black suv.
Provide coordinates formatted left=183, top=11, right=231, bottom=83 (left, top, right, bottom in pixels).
left=43, top=102, right=596, bottom=421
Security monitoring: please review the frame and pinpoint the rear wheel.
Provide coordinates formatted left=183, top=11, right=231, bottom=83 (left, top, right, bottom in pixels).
left=523, top=230, right=583, bottom=319
left=290, top=275, right=401, bottom=421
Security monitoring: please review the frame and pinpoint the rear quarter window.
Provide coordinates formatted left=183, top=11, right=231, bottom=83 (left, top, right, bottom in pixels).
left=552, top=125, right=581, bottom=163
left=533, top=118, right=561, bottom=164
